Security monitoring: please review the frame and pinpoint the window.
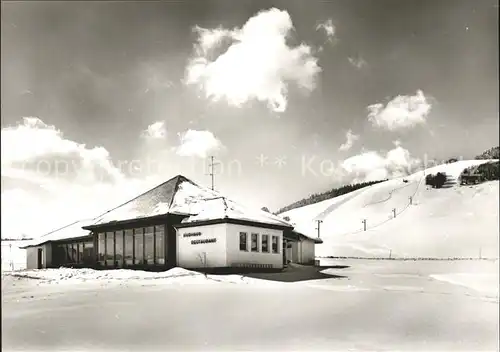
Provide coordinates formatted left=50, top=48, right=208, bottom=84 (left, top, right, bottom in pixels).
left=106, top=232, right=115, bottom=267
left=239, top=232, right=248, bottom=251
left=66, top=243, right=74, bottom=263
left=115, top=231, right=124, bottom=267
left=77, top=243, right=84, bottom=264
left=155, top=225, right=165, bottom=265
left=98, top=233, right=105, bottom=265
left=251, top=233, right=259, bottom=252
left=144, top=227, right=155, bottom=264
left=54, top=244, right=67, bottom=266
left=83, top=241, right=94, bottom=264
left=134, top=228, right=144, bottom=264
left=261, top=235, right=269, bottom=253
left=124, top=229, right=134, bottom=265
left=272, top=236, right=279, bottom=254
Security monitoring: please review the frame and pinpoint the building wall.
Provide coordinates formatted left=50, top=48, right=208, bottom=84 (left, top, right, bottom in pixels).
left=176, top=224, right=228, bottom=268
left=26, top=247, right=37, bottom=269
left=25, top=243, right=52, bottom=269
left=299, top=239, right=316, bottom=264
left=226, top=224, right=283, bottom=269
left=290, top=238, right=316, bottom=264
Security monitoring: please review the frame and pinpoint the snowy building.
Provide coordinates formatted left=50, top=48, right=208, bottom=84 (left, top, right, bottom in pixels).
left=21, top=175, right=322, bottom=271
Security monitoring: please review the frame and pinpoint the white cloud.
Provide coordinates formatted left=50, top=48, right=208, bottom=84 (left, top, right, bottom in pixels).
left=0, top=117, right=156, bottom=238
left=142, top=121, right=167, bottom=139
left=175, top=130, right=224, bottom=158
left=316, top=19, right=336, bottom=41
left=367, top=90, right=432, bottom=131
left=339, top=143, right=421, bottom=183
left=184, top=8, right=322, bottom=113
left=1, top=117, right=124, bottom=185
left=348, top=56, right=367, bottom=69
left=338, top=129, right=360, bottom=151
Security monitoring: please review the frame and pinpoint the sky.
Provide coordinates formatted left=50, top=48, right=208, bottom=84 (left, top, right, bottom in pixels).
left=1, top=0, right=499, bottom=238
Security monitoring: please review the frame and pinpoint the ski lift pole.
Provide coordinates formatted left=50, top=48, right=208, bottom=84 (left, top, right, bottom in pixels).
left=9, top=243, right=14, bottom=271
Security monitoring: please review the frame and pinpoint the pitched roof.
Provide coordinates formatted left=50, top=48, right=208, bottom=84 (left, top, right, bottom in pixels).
left=174, top=196, right=293, bottom=229
left=25, top=175, right=318, bottom=245
left=19, top=219, right=94, bottom=248
left=89, top=175, right=292, bottom=229
left=91, top=175, right=186, bottom=226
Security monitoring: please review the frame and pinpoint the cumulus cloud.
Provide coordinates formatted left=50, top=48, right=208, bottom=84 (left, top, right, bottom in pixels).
left=367, top=90, right=432, bottom=131
left=348, top=56, right=367, bottom=69
left=316, top=19, right=336, bottom=41
left=175, top=129, right=224, bottom=158
left=338, top=129, right=360, bottom=151
left=1, top=117, right=124, bottom=185
left=142, top=121, right=167, bottom=139
left=339, top=143, right=421, bottom=183
left=184, top=8, right=322, bottom=113
left=0, top=117, right=159, bottom=238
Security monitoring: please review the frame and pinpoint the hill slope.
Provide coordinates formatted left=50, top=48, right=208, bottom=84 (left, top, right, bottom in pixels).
left=281, top=160, right=499, bottom=259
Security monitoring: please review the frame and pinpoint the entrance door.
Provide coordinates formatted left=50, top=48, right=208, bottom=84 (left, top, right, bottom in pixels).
left=37, top=248, right=43, bottom=269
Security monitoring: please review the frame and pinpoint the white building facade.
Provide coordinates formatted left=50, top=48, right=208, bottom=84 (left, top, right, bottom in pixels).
left=176, top=220, right=285, bottom=269
left=176, top=219, right=321, bottom=270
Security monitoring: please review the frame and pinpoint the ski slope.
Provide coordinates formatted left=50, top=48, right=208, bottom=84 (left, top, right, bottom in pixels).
left=281, top=160, right=499, bottom=259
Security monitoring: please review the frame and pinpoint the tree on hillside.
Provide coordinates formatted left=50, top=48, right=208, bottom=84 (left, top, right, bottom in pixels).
left=475, top=146, right=500, bottom=160
left=261, top=207, right=270, bottom=213
left=425, top=173, right=447, bottom=188
left=276, top=179, right=387, bottom=214
left=434, top=172, right=447, bottom=188
left=476, top=161, right=500, bottom=181
left=283, top=216, right=291, bottom=222
left=425, top=174, right=435, bottom=187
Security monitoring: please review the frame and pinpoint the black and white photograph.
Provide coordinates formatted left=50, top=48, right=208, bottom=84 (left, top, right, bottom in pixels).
left=1, top=0, right=499, bottom=351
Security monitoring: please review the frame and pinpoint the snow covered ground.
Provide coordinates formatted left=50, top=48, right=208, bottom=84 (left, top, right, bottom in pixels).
left=281, top=160, right=499, bottom=259
left=2, top=260, right=498, bottom=351
left=1, top=267, right=285, bottom=289
left=318, top=258, right=499, bottom=300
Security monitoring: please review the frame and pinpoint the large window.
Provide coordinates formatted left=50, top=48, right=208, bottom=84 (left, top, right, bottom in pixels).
left=134, top=228, right=144, bottom=265
left=124, top=229, right=134, bottom=265
left=77, top=243, right=84, bottom=263
left=251, top=233, right=259, bottom=252
left=73, top=244, right=79, bottom=263
left=155, top=225, right=165, bottom=265
left=115, top=231, right=124, bottom=268
left=83, top=241, right=94, bottom=264
left=144, top=227, right=155, bottom=265
left=239, top=232, right=248, bottom=251
left=65, top=243, right=73, bottom=263
left=106, top=232, right=115, bottom=267
left=272, top=236, right=279, bottom=254
left=97, top=233, right=105, bottom=265
left=262, top=235, right=269, bottom=253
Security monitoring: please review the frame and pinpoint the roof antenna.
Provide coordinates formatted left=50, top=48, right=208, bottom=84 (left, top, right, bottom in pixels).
left=206, top=156, right=220, bottom=191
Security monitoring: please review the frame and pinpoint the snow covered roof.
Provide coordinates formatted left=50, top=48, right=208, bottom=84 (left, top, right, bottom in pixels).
left=20, top=219, right=94, bottom=248
left=91, top=175, right=185, bottom=225
left=175, top=195, right=294, bottom=229
left=20, top=175, right=337, bottom=246
left=89, top=175, right=293, bottom=230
